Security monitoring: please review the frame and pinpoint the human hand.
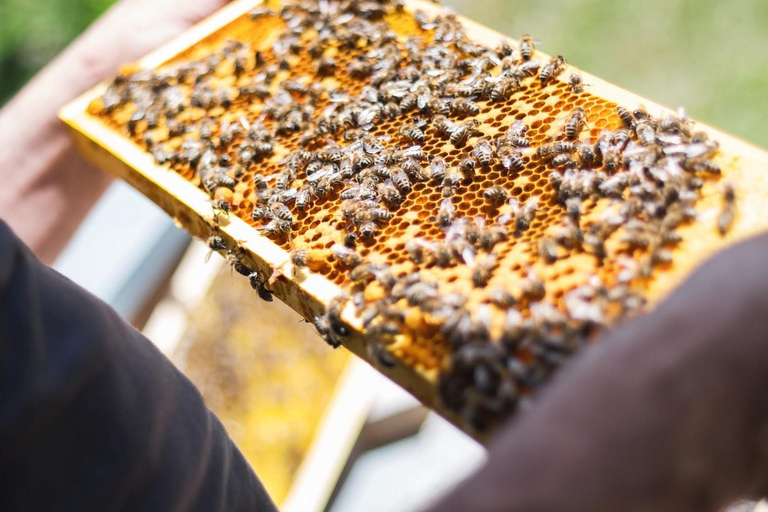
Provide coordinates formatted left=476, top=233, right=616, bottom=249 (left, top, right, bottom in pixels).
left=426, top=233, right=768, bottom=512
left=62, top=0, right=234, bottom=87
left=0, top=0, right=231, bottom=263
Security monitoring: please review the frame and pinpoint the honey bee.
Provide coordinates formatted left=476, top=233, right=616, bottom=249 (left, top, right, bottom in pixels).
left=451, top=98, right=481, bottom=118
left=537, top=236, right=558, bottom=264
left=472, top=254, right=497, bottom=287
left=391, top=168, right=412, bottom=194
left=378, top=181, right=403, bottom=207
left=660, top=230, right=683, bottom=246
left=270, top=202, right=293, bottom=222
left=498, top=146, right=525, bottom=173
left=252, top=206, right=269, bottom=222
left=490, top=77, right=521, bottom=103
left=356, top=219, right=377, bottom=239
left=367, top=341, right=398, bottom=368
left=441, top=168, right=464, bottom=197
left=396, top=153, right=419, bottom=176
left=552, top=153, right=577, bottom=169
left=564, top=107, right=587, bottom=141
left=483, top=185, right=509, bottom=207
left=519, top=34, right=535, bottom=60
left=332, top=244, right=363, bottom=268
left=515, top=196, right=539, bottom=236
left=350, top=263, right=390, bottom=286
left=249, top=6, right=276, bottom=19
left=225, top=249, right=251, bottom=277
left=459, top=156, right=477, bottom=175
left=576, top=143, right=598, bottom=166
left=650, top=246, right=673, bottom=267
left=438, top=198, right=456, bottom=227
left=598, top=171, right=629, bottom=197
left=506, top=120, right=529, bottom=139
left=521, top=270, right=546, bottom=302
left=615, top=106, right=635, bottom=128
left=500, top=308, right=526, bottom=351
left=634, top=122, right=656, bottom=146
left=472, top=137, right=495, bottom=167
left=290, top=249, right=310, bottom=269
left=348, top=58, right=373, bottom=78
left=515, top=60, right=541, bottom=79
left=440, top=309, right=473, bottom=349
left=717, top=182, right=736, bottom=236
left=565, top=197, right=582, bottom=221
left=536, top=142, right=557, bottom=161
left=405, top=238, right=434, bottom=265
left=248, top=271, right=274, bottom=302
left=262, top=219, right=292, bottom=238
left=430, top=156, right=447, bottom=183
left=567, top=72, right=587, bottom=93
left=433, top=115, right=457, bottom=137
left=327, top=293, right=351, bottom=338
left=399, top=121, right=426, bottom=143
left=555, top=141, right=578, bottom=154
left=368, top=207, right=393, bottom=223
left=583, top=232, right=607, bottom=261
left=478, top=225, right=509, bottom=252
left=620, top=228, right=652, bottom=250
left=313, top=314, right=342, bottom=348
left=689, top=160, right=721, bottom=175
left=659, top=111, right=691, bottom=136
left=488, top=286, right=516, bottom=309
left=553, top=221, right=583, bottom=252
left=295, top=185, right=312, bottom=211
left=212, top=199, right=231, bottom=218
left=205, top=234, right=227, bottom=263
left=539, top=55, right=566, bottom=85
left=316, top=56, right=337, bottom=76
left=344, top=232, right=357, bottom=249
left=405, top=281, right=440, bottom=307
left=450, top=119, right=480, bottom=147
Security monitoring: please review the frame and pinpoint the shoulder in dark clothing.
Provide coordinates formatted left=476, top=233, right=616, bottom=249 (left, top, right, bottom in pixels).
left=0, top=220, right=277, bottom=512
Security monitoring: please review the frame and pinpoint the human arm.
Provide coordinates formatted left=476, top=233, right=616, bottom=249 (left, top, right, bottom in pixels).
left=0, top=0, right=231, bottom=264
left=0, top=218, right=277, bottom=511
left=426, top=234, right=768, bottom=512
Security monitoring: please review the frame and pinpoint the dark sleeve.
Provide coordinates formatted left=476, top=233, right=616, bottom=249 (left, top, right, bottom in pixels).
left=0, top=221, right=277, bottom=512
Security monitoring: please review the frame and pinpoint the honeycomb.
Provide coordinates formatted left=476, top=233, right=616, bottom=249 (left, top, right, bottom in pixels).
left=175, top=265, right=349, bottom=503
left=66, top=0, right=761, bottom=435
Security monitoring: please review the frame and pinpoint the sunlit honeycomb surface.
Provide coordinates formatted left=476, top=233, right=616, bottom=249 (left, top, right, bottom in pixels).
left=92, top=0, right=728, bottom=429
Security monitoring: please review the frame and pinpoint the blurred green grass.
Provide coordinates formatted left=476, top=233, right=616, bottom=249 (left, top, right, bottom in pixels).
left=442, top=0, right=768, bottom=148
left=2, top=0, right=767, bottom=147
left=0, top=0, right=114, bottom=105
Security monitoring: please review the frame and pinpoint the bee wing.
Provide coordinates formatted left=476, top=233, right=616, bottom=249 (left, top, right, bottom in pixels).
left=280, top=188, right=298, bottom=203
left=461, top=246, right=477, bottom=266
left=412, top=116, right=428, bottom=128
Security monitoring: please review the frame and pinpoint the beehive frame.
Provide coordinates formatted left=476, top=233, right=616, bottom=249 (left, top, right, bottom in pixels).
left=60, top=0, right=768, bottom=441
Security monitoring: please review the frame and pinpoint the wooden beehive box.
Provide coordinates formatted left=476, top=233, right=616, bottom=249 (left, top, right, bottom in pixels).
left=60, top=0, right=768, bottom=440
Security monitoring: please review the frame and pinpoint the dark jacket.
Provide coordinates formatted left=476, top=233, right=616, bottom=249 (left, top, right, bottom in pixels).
left=0, top=221, right=277, bottom=511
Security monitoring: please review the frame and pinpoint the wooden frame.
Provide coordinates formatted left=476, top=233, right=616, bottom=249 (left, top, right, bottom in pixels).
left=60, top=0, right=768, bottom=441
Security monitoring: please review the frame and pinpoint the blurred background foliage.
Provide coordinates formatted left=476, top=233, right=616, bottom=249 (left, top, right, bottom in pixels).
left=0, top=0, right=114, bottom=103
left=2, top=0, right=767, bottom=147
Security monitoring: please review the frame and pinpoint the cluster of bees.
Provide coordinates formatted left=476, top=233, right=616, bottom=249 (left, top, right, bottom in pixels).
left=96, top=0, right=734, bottom=431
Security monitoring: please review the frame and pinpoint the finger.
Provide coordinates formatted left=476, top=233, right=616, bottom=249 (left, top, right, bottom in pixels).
left=78, top=0, right=232, bottom=65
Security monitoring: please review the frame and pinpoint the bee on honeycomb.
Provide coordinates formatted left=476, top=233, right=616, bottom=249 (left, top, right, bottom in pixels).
left=92, top=0, right=730, bottom=432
